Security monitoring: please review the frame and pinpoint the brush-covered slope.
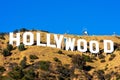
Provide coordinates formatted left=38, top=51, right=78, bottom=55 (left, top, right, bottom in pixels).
left=0, top=29, right=120, bottom=80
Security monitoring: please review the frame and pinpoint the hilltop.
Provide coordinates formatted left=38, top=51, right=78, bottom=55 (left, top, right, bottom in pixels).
left=0, top=28, right=120, bottom=80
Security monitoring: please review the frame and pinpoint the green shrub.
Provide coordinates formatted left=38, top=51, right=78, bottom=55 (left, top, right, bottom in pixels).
left=0, top=36, right=5, bottom=40
left=8, top=66, right=24, bottom=79
left=94, top=70, right=105, bottom=80
left=0, top=33, right=5, bottom=40
left=53, top=57, right=61, bottom=63
left=57, top=66, right=71, bottom=79
left=116, top=48, right=120, bottom=51
left=82, top=54, right=92, bottom=62
left=58, top=50, right=63, bottom=54
left=116, top=74, right=120, bottom=80
left=105, top=74, right=111, bottom=80
left=0, top=66, right=6, bottom=72
left=97, top=71, right=105, bottom=80
left=2, top=49, right=11, bottom=57
left=22, top=68, right=36, bottom=80
left=20, top=28, right=28, bottom=32
left=67, top=54, right=73, bottom=58
left=29, top=55, right=39, bottom=60
left=7, top=44, right=13, bottom=51
left=18, top=44, right=25, bottom=51
left=20, top=56, right=27, bottom=69
left=98, top=54, right=105, bottom=59
left=109, top=54, right=116, bottom=61
left=40, top=30, right=49, bottom=33
left=72, top=54, right=86, bottom=70
left=13, top=29, right=19, bottom=33
left=1, top=76, right=13, bottom=80
left=38, top=61, right=50, bottom=71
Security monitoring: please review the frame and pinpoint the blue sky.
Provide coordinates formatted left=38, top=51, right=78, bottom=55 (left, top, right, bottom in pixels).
left=0, top=0, right=120, bottom=35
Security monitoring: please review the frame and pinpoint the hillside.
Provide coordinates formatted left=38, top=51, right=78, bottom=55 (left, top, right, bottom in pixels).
left=0, top=29, right=120, bottom=80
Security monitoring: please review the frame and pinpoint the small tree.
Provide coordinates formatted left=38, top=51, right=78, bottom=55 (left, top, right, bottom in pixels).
left=0, top=33, right=5, bottom=40
left=7, top=44, right=13, bottom=51
left=8, top=66, right=24, bottom=79
left=53, top=57, right=61, bottom=63
left=2, top=49, right=11, bottom=57
left=0, top=35, right=5, bottom=40
left=38, top=61, right=50, bottom=71
left=56, top=66, right=71, bottom=79
left=29, top=55, right=39, bottom=60
left=13, top=29, right=19, bottom=33
left=109, top=54, right=116, bottom=61
left=22, top=68, right=36, bottom=80
left=82, top=54, right=92, bottom=62
left=72, top=54, right=86, bottom=70
left=0, top=66, right=6, bottom=73
left=98, top=54, right=105, bottom=59
left=20, top=56, right=27, bottom=69
left=18, top=44, right=25, bottom=51
left=20, top=28, right=28, bottom=32
left=58, top=50, right=63, bottom=54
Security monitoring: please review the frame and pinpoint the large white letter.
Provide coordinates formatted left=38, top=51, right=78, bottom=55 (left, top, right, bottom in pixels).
left=54, top=34, right=63, bottom=49
left=65, top=38, right=75, bottom=51
left=36, top=32, right=46, bottom=46
left=23, top=32, right=34, bottom=45
left=89, top=40, right=99, bottom=53
left=104, top=40, right=114, bottom=53
left=47, top=34, right=56, bottom=48
left=9, top=32, right=20, bottom=46
left=77, top=39, right=87, bottom=52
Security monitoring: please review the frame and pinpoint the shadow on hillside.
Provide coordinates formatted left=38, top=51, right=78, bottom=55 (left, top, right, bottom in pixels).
left=83, top=66, right=94, bottom=71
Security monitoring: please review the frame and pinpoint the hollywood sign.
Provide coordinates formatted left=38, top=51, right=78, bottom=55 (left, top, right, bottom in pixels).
left=9, top=32, right=114, bottom=53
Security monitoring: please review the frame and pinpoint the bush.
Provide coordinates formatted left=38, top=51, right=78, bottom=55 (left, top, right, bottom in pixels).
left=100, top=59, right=106, bottom=63
left=0, top=33, right=5, bottom=40
left=97, top=70, right=105, bottom=79
left=8, top=66, right=24, bottom=79
left=20, top=56, right=27, bottom=69
left=83, top=65, right=93, bottom=71
left=20, top=28, right=28, bottom=32
left=105, top=74, right=111, bottom=80
left=109, top=54, right=116, bottom=61
left=40, top=30, right=49, bottom=33
left=7, top=44, right=13, bottom=51
left=58, top=50, right=63, bottom=54
left=72, top=54, right=86, bottom=70
left=18, top=44, right=25, bottom=51
left=53, top=57, right=61, bottom=63
left=0, top=66, right=6, bottom=73
left=116, top=48, right=120, bottom=51
left=2, top=49, right=11, bottom=57
left=82, top=54, right=92, bottom=62
left=0, top=35, right=5, bottom=40
left=38, top=61, right=50, bottom=71
left=38, top=71, right=56, bottom=79
left=13, top=29, right=19, bottom=33
left=57, top=66, right=71, bottom=79
left=1, top=76, right=13, bottom=80
left=114, top=43, right=120, bottom=51
left=94, top=70, right=105, bottom=80
left=67, top=54, right=73, bottom=58
left=116, top=74, right=120, bottom=80
left=100, top=40, right=103, bottom=42
left=29, top=55, right=39, bottom=60
left=22, top=68, right=36, bottom=80
left=98, top=54, right=105, bottom=59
